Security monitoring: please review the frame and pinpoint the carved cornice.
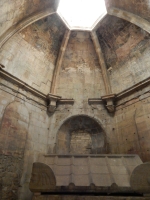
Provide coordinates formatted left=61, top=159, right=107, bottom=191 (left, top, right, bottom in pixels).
left=88, top=98, right=103, bottom=105
left=46, top=94, right=75, bottom=113
left=0, top=67, right=74, bottom=111
left=58, top=99, right=74, bottom=105
left=88, top=77, right=150, bottom=113
left=116, top=77, right=150, bottom=100
left=0, top=66, right=46, bottom=100
left=0, top=66, right=149, bottom=114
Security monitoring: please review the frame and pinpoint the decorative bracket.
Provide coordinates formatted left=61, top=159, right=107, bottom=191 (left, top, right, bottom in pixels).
left=0, top=64, right=5, bottom=69
left=101, top=94, right=116, bottom=113
left=47, top=93, right=61, bottom=113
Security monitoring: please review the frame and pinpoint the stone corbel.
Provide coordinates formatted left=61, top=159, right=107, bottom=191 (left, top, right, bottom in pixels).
left=47, top=93, right=61, bottom=113
left=0, top=64, right=5, bottom=69
left=101, top=94, right=116, bottom=113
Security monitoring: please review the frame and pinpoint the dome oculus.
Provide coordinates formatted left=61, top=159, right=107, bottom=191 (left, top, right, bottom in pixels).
left=57, top=0, right=107, bottom=30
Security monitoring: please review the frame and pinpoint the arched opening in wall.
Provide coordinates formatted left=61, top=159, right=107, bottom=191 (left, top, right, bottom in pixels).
left=56, top=115, right=107, bottom=154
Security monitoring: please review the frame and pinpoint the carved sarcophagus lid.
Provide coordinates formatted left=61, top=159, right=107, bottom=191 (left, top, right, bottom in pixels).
left=30, top=154, right=145, bottom=194
left=29, top=162, right=56, bottom=192
left=130, top=162, right=150, bottom=195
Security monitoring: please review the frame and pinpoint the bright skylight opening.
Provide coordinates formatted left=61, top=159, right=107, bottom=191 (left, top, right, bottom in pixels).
left=57, top=0, right=107, bottom=30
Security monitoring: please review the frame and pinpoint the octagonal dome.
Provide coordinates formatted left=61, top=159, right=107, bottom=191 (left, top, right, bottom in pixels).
left=57, top=0, right=107, bottom=31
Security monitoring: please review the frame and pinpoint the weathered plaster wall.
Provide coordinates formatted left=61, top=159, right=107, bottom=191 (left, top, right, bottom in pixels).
left=0, top=76, right=50, bottom=200
left=0, top=14, right=66, bottom=94
left=97, top=16, right=150, bottom=93
left=105, top=0, right=150, bottom=22
left=0, top=0, right=58, bottom=37
left=56, top=31, right=106, bottom=99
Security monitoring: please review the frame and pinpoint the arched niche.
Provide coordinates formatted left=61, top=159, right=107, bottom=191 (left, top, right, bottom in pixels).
left=56, top=115, right=107, bottom=154
left=0, top=101, right=29, bottom=199
left=0, top=101, right=29, bottom=153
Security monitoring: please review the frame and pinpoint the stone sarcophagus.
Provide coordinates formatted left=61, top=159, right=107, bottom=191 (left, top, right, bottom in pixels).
left=29, top=154, right=150, bottom=200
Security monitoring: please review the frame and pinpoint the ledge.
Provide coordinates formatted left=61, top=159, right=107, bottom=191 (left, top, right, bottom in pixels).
left=0, top=66, right=149, bottom=114
left=116, top=77, right=150, bottom=100
left=0, top=67, right=75, bottom=112
left=88, top=98, right=103, bottom=104
left=58, top=99, right=74, bottom=105
left=88, top=77, right=150, bottom=113
left=0, top=66, right=46, bottom=100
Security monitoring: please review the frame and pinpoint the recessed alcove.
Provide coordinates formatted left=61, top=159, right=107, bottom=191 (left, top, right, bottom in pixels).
left=56, top=115, right=107, bottom=154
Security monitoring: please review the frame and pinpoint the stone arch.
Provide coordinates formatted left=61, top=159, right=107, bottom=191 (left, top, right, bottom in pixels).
left=0, top=7, right=57, bottom=48
left=56, top=115, right=107, bottom=154
left=0, top=101, right=29, bottom=199
left=107, top=8, right=150, bottom=34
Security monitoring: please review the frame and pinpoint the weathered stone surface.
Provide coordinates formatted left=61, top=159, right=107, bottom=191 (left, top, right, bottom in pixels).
left=0, top=101, right=29, bottom=199
left=56, top=115, right=107, bottom=154
left=97, top=15, right=150, bottom=94
left=0, top=80, right=50, bottom=199
left=32, top=195, right=150, bottom=200
left=37, top=154, right=142, bottom=190
left=56, top=31, right=106, bottom=99
left=114, top=93, right=150, bottom=162
left=105, top=0, right=150, bottom=22
left=29, top=162, right=56, bottom=193
left=0, top=14, right=66, bottom=94
left=0, top=0, right=58, bottom=37
left=130, top=162, right=150, bottom=194
left=0, top=1, right=150, bottom=199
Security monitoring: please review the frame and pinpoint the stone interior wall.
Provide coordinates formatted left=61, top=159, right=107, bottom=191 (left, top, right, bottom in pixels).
left=0, top=65, right=150, bottom=200
left=32, top=195, right=150, bottom=200
left=0, top=0, right=57, bottom=37
left=70, top=130, right=92, bottom=154
left=97, top=16, right=150, bottom=93
left=0, top=101, right=29, bottom=200
left=0, top=14, right=66, bottom=94
left=114, top=86, right=150, bottom=162
left=56, top=116, right=107, bottom=154
left=0, top=75, right=116, bottom=199
left=0, top=15, right=150, bottom=200
left=0, top=76, right=50, bottom=200
left=105, top=0, right=150, bottom=22
left=56, top=31, right=106, bottom=99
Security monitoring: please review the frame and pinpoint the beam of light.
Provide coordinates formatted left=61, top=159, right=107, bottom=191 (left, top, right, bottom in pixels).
left=57, top=0, right=107, bottom=30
